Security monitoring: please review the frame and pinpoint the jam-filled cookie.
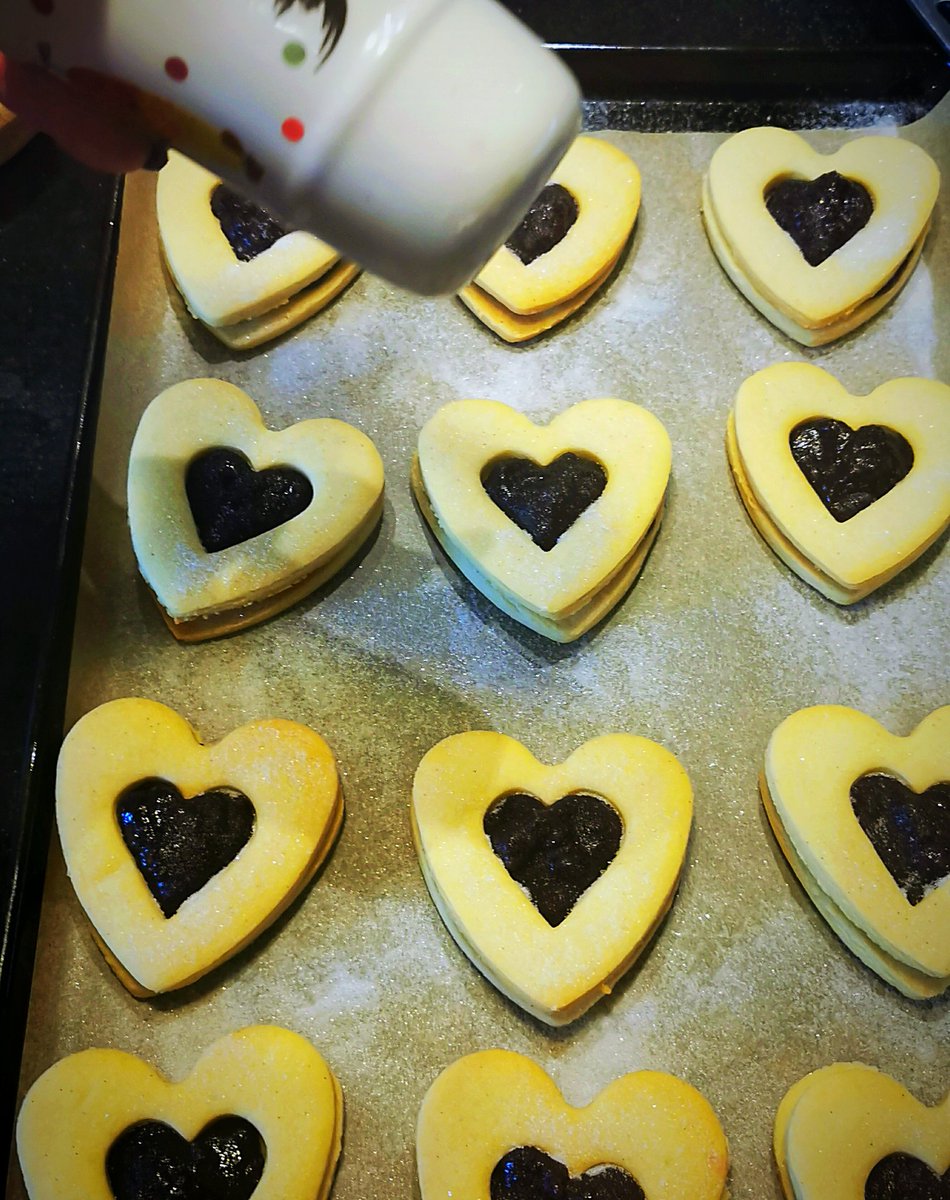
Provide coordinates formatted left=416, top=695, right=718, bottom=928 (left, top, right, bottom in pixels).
left=412, top=731, right=692, bottom=1024
left=128, top=378, right=384, bottom=640
left=417, top=1050, right=729, bottom=1200
left=702, top=127, right=939, bottom=345
left=56, top=698, right=343, bottom=996
left=458, top=136, right=641, bottom=342
left=16, top=1025, right=343, bottom=1200
left=727, top=363, right=950, bottom=604
left=412, top=398, right=670, bottom=641
left=762, top=704, right=950, bottom=999
left=157, top=150, right=359, bottom=349
left=774, top=1063, right=949, bottom=1200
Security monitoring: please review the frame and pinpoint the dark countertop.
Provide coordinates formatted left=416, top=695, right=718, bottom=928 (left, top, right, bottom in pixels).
left=0, top=0, right=946, bottom=1180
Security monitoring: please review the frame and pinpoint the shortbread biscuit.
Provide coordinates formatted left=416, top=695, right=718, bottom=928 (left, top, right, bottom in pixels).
left=412, top=398, right=670, bottom=641
left=412, top=732, right=692, bottom=1024
left=157, top=150, right=357, bottom=348
left=17, top=1026, right=343, bottom=1200
left=762, top=704, right=950, bottom=998
left=56, top=698, right=343, bottom=996
left=459, top=136, right=640, bottom=342
left=128, top=378, right=384, bottom=639
left=702, top=127, right=938, bottom=345
left=417, top=1050, right=729, bottom=1200
left=774, top=1063, right=949, bottom=1200
left=727, top=363, right=950, bottom=604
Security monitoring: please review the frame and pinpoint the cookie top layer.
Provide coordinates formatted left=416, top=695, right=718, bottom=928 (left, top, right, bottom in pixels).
left=732, top=363, right=950, bottom=592
left=128, top=378, right=384, bottom=622
left=16, top=1026, right=342, bottom=1200
left=765, top=704, right=950, bottom=978
left=706, top=127, right=938, bottom=327
left=417, top=1050, right=729, bottom=1200
left=416, top=398, right=670, bottom=619
left=473, top=136, right=640, bottom=315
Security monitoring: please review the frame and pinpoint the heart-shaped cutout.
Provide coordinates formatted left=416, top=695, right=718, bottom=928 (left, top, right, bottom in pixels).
left=128, top=378, right=385, bottom=640
left=413, top=398, right=670, bottom=642
left=482, top=453, right=608, bottom=551
left=417, top=1051, right=729, bottom=1200
left=157, top=151, right=358, bottom=349
left=764, top=171, right=874, bottom=266
left=17, top=1026, right=343, bottom=1200
left=484, top=791, right=623, bottom=926
left=116, top=780, right=256, bottom=918
left=106, top=1116, right=265, bottom=1200
left=727, top=363, right=950, bottom=604
left=56, top=698, right=343, bottom=995
left=459, top=136, right=640, bottom=343
left=703, top=127, right=938, bottom=344
left=774, top=1063, right=950, bottom=1200
left=412, top=732, right=691, bottom=1024
left=762, top=704, right=950, bottom=995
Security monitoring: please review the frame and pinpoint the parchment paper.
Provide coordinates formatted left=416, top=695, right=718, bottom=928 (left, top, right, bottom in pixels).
left=9, top=96, right=949, bottom=1199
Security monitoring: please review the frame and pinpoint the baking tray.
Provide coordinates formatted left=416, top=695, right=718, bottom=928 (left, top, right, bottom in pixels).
left=6, top=86, right=948, bottom=1198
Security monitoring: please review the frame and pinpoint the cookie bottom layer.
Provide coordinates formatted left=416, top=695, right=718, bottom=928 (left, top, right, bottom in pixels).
left=457, top=254, right=618, bottom=343
left=702, top=176, right=926, bottom=346
left=760, top=775, right=948, bottom=1000
left=154, top=495, right=383, bottom=641
left=93, top=782, right=345, bottom=997
left=724, top=413, right=937, bottom=604
left=203, top=259, right=360, bottom=350
left=411, top=457, right=662, bottom=642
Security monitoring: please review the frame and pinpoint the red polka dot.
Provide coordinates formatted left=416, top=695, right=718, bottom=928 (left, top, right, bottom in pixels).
left=31, top=0, right=54, bottom=14
left=281, top=117, right=304, bottom=143
left=164, top=56, right=188, bottom=82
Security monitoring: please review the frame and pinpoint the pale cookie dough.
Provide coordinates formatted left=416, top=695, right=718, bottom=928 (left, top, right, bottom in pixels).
left=56, top=698, right=343, bottom=996
left=774, top=1063, right=949, bottom=1200
left=17, top=1025, right=343, bottom=1200
left=412, top=731, right=692, bottom=1024
left=702, top=127, right=939, bottom=344
left=157, top=150, right=358, bottom=349
left=128, top=378, right=384, bottom=640
left=727, top=363, right=950, bottom=604
left=763, top=704, right=950, bottom=994
left=459, top=136, right=640, bottom=342
left=413, top=398, right=670, bottom=642
left=417, top=1050, right=729, bottom=1200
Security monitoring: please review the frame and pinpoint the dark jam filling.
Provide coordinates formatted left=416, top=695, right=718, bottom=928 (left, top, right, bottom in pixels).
left=484, top=792, right=623, bottom=927
left=491, top=1147, right=645, bottom=1200
left=482, top=453, right=607, bottom=552
left=850, top=773, right=950, bottom=907
left=506, top=183, right=579, bottom=266
left=116, top=779, right=256, bottom=918
left=210, top=183, right=288, bottom=262
left=865, top=1152, right=950, bottom=1199
left=765, top=171, right=874, bottom=267
left=106, top=1116, right=265, bottom=1200
left=789, top=418, right=913, bottom=522
left=185, top=447, right=314, bottom=554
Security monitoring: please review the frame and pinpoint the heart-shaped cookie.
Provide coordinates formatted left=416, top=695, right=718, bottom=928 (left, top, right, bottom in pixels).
left=411, top=732, right=692, bottom=1024
left=56, top=698, right=343, bottom=996
left=157, top=151, right=359, bottom=349
left=458, top=136, right=641, bottom=342
left=16, top=1026, right=343, bottom=1200
left=774, top=1063, right=949, bottom=1200
left=702, top=127, right=939, bottom=345
left=412, top=398, right=671, bottom=642
left=727, top=363, right=950, bottom=604
left=417, top=1050, right=729, bottom=1200
left=128, top=378, right=385, bottom=640
left=762, top=704, right=950, bottom=997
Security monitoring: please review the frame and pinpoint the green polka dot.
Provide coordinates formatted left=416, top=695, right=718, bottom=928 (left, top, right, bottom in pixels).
left=282, top=41, right=306, bottom=66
